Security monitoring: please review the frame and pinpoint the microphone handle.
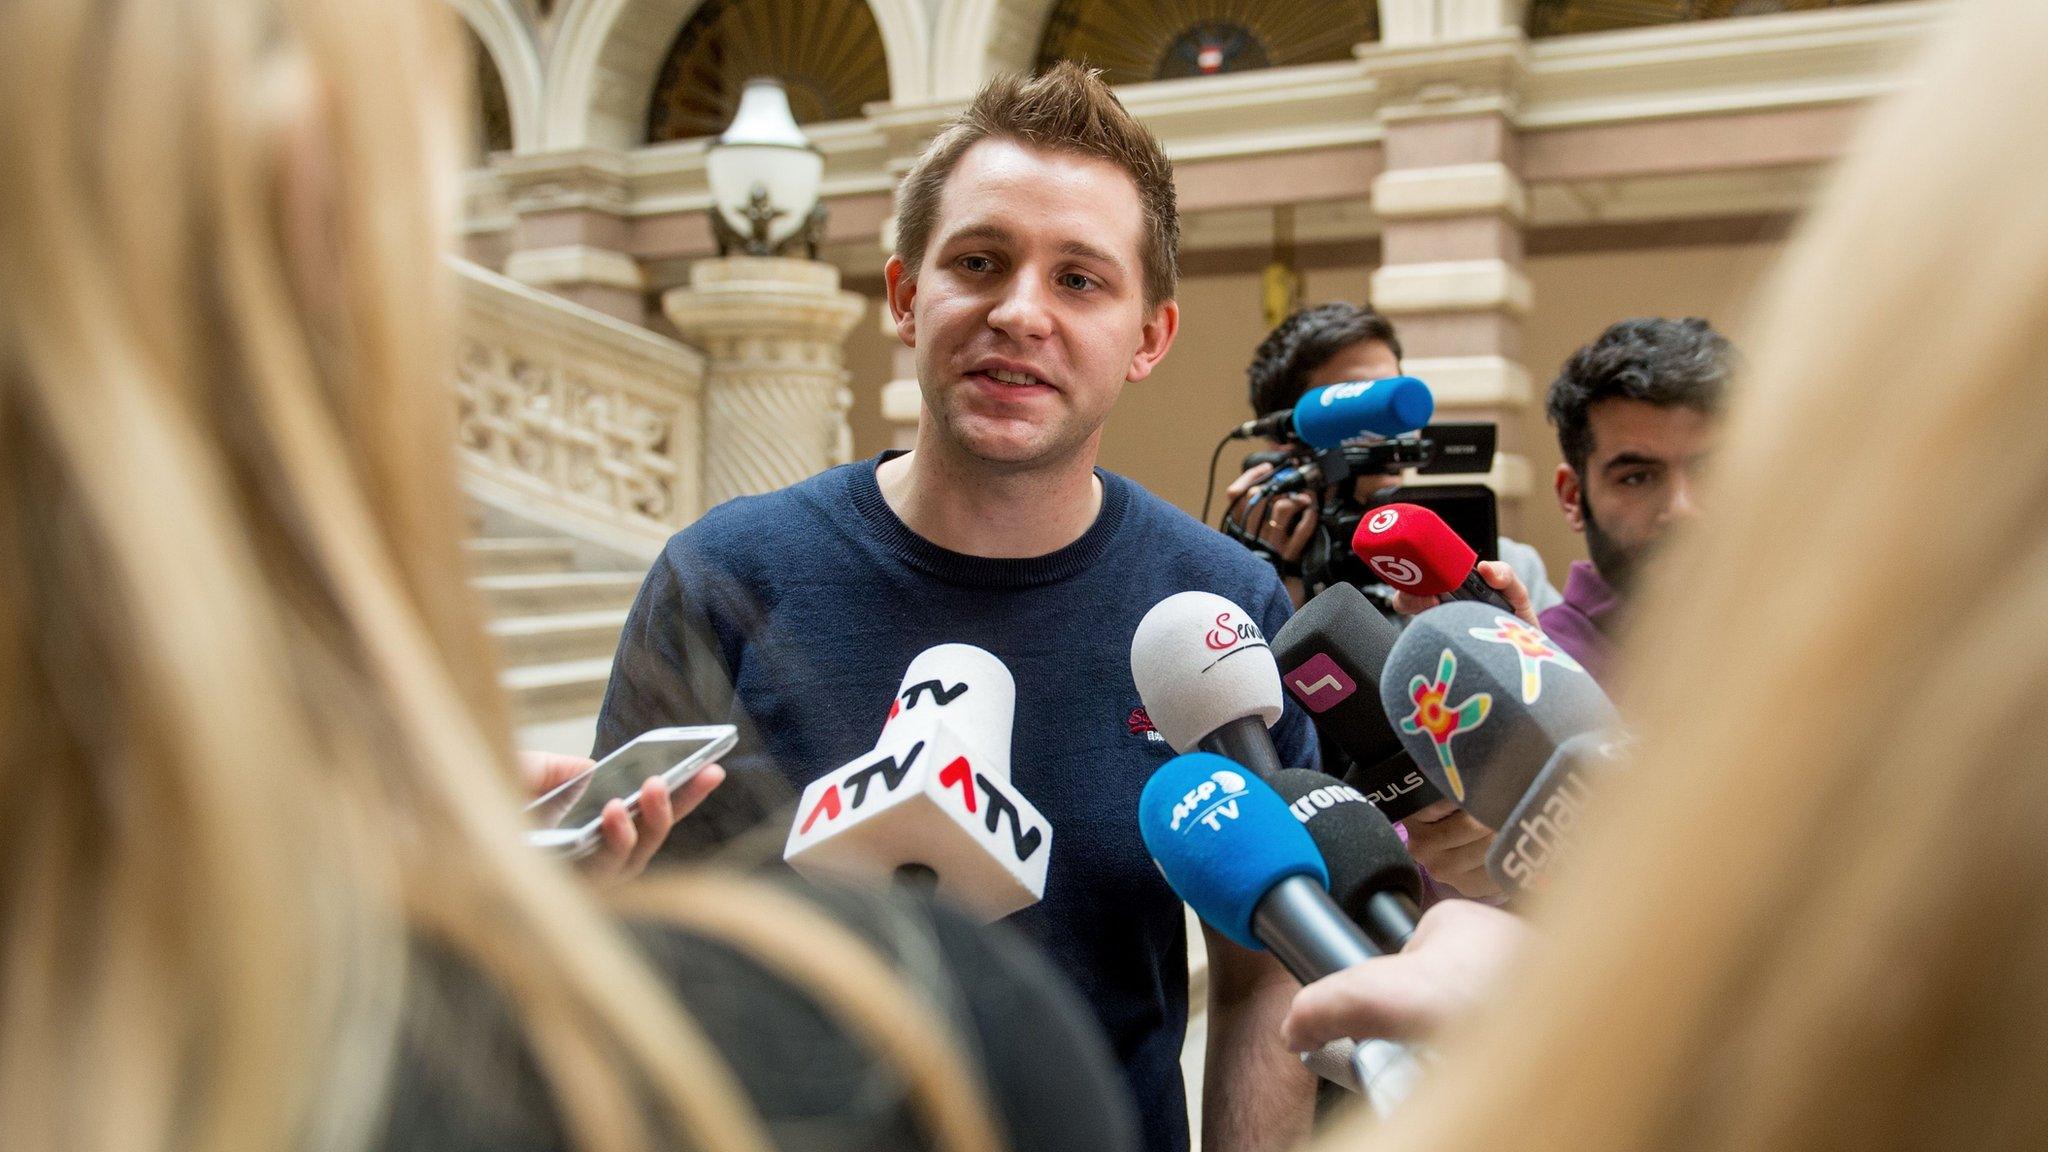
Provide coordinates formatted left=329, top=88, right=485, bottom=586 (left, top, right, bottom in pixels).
left=1198, top=715, right=1286, bottom=781
left=1448, top=568, right=1516, bottom=614
left=1250, top=874, right=1378, bottom=982
left=1361, top=890, right=1421, bottom=954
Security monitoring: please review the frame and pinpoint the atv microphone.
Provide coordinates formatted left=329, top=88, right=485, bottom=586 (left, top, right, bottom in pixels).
left=874, top=642, right=1016, bottom=776
left=1233, top=376, right=1435, bottom=449
left=1138, top=753, right=1430, bottom=1115
left=1130, top=591, right=1288, bottom=779
left=1487, top=730, right=1628, bottom=896
left=1380, top=603, right=1619, bottom=830
left=784, top=645, right=1050, bottom=921
left=1272, top=583, right=1441, bottom=819
left=1350, top=503, right=1512, bottom=612
left=1268, top=769, right=1422, bottom=954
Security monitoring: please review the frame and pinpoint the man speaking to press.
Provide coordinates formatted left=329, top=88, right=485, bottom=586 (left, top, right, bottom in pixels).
left=596, top=64, right=1322, bottom=1152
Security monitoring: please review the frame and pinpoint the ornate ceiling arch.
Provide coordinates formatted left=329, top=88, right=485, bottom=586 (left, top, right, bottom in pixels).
left=646, top=0, right=889, bottom=143
left=1035, top=0, right=1377, bottom=87
left=455, top=0, right=545, bottom=152
left=545, top=0, right=927, bottom=150
left=1529, top=0, right=1906, bottom=38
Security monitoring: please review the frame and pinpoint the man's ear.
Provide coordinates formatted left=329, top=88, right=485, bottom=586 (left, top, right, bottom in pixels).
left=884, top=254, right=916, bottom=347
left=1125, top=299, right=1180, bottom=382
left=1555, top=462, right=1586, bottom=534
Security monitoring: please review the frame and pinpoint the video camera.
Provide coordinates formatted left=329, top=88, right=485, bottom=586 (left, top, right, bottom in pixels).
left=1224, top=422, right=1500, bottom=601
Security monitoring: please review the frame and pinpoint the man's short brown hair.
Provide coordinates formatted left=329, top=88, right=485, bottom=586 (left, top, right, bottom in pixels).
left=893, top=62, right=1179, bottom=308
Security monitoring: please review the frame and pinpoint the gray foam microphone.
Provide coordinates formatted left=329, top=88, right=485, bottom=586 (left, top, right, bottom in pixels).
left=1131, top=591, right=1287, bottom=778
left=1378, top=602, right=1619, bottom=829
left=1486, top=730, right=1628, bottom=895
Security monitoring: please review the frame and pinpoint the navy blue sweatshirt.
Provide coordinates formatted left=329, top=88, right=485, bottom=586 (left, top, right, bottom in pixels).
left=595, top=455, right=1317, bottom=1152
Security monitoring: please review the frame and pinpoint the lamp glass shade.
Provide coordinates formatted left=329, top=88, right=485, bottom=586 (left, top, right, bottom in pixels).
left=707, top=79, right=822, bottom=247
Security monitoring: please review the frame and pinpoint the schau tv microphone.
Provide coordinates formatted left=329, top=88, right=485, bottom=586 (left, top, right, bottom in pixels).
left=1379, top=603, right=1619, bottom=830
left=1233, top=376, right=1435, bottom=449
left=1131, top=591, right=1288, bottom=780
left=1272, top=582, right=1443, bottom=820
left=1350, top=503, right=1514, bottom=613
left=1486, top=730, right=1628, bottom=896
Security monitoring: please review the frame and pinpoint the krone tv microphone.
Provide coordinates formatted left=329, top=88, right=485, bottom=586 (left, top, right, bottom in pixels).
left=1232, top=377, right=1435, bottom=449
left=1272, top=582, right=1442, bottom=819
left=1267, top=769, right=1422, bottom=954
left=784, top=645, right=1050, bottom=921
left=1131, top=591, right=1288, bottom=780
left=1486, top=730, right=1627, bottom=896
left=1379, top=603, right=1618, bottom=831
left=1138, top=753, right=1428, bottom=1114
left=1350, top=503, right=1513, bottom=613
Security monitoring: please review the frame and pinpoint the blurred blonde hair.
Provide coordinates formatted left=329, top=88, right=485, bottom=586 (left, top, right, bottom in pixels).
left=1323, top=0, right=2048, bottom=1149
left=0, top=3, right=1002, bottom=1152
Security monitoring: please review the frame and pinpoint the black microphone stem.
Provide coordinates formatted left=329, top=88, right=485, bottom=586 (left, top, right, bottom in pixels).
left=1251, top=876, right=1379, bottom=983
left=1361, top=891, right=1420, bottom=954
left=1198, top=715, right=1286, bottom=781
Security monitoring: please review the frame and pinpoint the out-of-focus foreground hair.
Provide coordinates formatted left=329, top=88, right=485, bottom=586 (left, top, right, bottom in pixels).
left=0, top=3, right=1001, bottom=1152
left=1323, top=0, right=2048, bottom=1149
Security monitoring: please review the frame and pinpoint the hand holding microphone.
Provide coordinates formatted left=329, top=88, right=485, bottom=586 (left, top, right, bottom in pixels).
left=1350, top=503, right=1535, bottom=622
left=1283, top=900, right=1529, bottom=1051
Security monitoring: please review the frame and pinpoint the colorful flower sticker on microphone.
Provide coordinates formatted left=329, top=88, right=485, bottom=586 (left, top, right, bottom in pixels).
left=1399, top=649, right=1492, bottom=802
left=1467, top=615, right=1584, bottom=704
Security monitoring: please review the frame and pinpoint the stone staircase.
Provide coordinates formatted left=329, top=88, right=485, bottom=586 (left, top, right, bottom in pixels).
left=468, top=532, right=646, bottom=758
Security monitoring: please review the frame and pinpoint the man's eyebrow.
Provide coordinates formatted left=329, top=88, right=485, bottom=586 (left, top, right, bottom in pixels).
left=1601, top=452, right=1666, bottom=471
left=940, top=223, right=1130, bottom=275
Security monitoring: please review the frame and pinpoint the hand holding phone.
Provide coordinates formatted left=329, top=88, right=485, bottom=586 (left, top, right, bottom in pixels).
left=524, top=726, right=737, bottom=870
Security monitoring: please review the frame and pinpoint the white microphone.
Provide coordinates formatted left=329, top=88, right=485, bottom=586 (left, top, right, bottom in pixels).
left=874, top=642, right=1016, bottom=776
left=1130, top=591, right=1288, bottom=779
left=783, top=645, right=1050, bottom=922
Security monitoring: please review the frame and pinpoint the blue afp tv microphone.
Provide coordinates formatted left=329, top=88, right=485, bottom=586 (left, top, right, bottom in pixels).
left=1233, top=376, right=1435, bottom=450
left=1139, top=753, right=1429, bottom=1114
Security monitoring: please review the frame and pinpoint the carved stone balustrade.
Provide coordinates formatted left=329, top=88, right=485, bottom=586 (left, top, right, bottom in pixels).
left=453, top=257, right=704, bottom=556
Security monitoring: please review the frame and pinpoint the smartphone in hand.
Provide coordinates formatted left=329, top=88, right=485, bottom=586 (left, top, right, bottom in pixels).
left=525, top=725, right=737, bottom=857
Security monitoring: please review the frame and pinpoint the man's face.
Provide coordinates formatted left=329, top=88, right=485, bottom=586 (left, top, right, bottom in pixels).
left=884, top=138, right=1178, bottom=472
left=1555, top=398, right=1715, bottom=592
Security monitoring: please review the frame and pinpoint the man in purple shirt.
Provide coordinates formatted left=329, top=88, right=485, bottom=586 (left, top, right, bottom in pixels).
left=1539, top=318, right=1732, bottom=686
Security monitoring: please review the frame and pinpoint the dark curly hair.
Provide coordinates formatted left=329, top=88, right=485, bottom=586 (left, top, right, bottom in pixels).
left=1246, top=303, right=1403, bottom=418
left=1547, top=318, right=1733, bottom=474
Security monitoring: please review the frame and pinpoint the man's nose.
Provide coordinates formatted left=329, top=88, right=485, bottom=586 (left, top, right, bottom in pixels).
left=1665, top=473, right=1701, bottom=522
left=987, top=272, right=1054, bottom=340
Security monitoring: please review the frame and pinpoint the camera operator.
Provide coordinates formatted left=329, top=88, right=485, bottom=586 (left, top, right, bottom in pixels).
left=1222, top=303, right=1560, bottom=613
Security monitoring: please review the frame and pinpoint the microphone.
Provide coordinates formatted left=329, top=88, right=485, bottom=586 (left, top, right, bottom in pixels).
left=1271, top=583, right=1442, bottom=820
left=1378, top=602, right=1619, bottom=830
left=1130, top=591, right=1288, bottom=780
left=874, top=642, right=1016, bottom=775
left=1349, top=503, right=1513, bottom=613
left=1486, top=730, right=1627, bottom=895
left=1138, top=753, right=1430, bottom=1113
left=784, top=645, right=1052, bottom=921
left=1267, top=769, right=1422, bottom=954
left=1233, top=377, right=1435, bottom=449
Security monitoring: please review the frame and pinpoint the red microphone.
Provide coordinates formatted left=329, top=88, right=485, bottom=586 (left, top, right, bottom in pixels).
left=1349, top=503, right=1514, bottom=612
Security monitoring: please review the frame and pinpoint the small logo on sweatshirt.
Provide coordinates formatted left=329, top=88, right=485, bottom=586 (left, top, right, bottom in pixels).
left=1128, top=707, right=1167, bottom=744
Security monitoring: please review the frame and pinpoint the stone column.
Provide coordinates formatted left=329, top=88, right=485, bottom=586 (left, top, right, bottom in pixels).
left=878, top=308, right=922, bottom=451
left=662, top=256, right=865, bottom=506
left=497, top=149, right=649, bottom=327
left=1364, top=3, right=1535, bottom=533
